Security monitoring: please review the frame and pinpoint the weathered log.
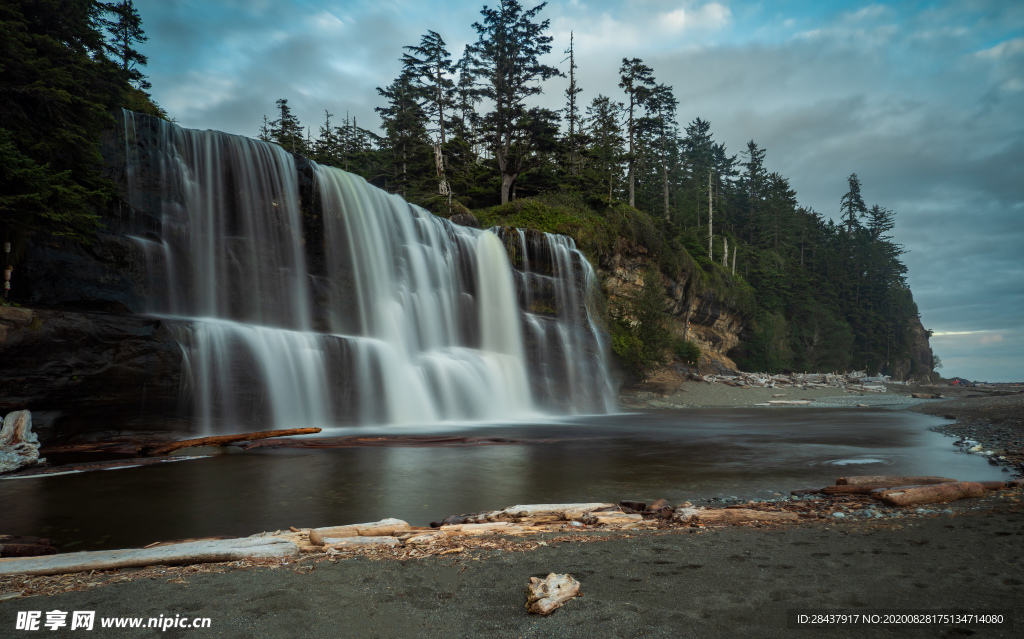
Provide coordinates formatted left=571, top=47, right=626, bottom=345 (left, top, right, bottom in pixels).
left=823, top=484, right=903, bottom=495
left=581, top=512, right=643, bottom=526
left=837, top=475, right=957, bottom=486
left=676, top=508, right=799, bottom=524
left=526, top=573, right=581, bottom=616
left=308, top=518, right=410, bottom=545
left=440, top=522, right=526, bottom=535
left=467, top=503, right=615, bottom=523
left=0, top=538, right=298, bottom=576
left=0, top=544, right=58, bottom=558
left=978, top=481, right=1007, bottom=490
left=404, top=532, right=447, bottom=546
left=323, top=536, right=400, bottom=548
left=872, top=481, right=986, bottom=507
left=146, top=428, right=322, bottom=456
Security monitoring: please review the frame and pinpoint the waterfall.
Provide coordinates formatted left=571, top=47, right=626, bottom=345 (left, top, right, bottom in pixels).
left=119, top=111, right=615, bottom=433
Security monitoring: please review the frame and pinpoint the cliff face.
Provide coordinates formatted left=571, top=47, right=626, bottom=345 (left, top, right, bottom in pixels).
left=599, top=241, right=747, bottom=378
left=891, top=315, right=936, bottom=381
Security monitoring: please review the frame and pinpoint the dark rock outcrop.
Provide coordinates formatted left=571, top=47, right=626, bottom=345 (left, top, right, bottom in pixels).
left=891, top=315, right=936, bottom=381
left=0, top=308, right=186, bottom=443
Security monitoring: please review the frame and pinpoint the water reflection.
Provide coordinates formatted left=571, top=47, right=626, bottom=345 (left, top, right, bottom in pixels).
left=0, top=409, right=1006, bottom=550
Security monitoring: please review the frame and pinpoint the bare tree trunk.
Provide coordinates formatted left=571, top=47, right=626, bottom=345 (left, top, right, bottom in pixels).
left=722, top=236, right=728, bottom=267
left=707, top=170, right=713, bottom=261
left=732, top=246, right=737, bottom=275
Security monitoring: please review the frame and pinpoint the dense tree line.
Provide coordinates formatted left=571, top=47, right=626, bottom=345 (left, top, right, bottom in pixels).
left=259, top=0, right=925, bottom=376
left=0, top=0, right=165, bottom=256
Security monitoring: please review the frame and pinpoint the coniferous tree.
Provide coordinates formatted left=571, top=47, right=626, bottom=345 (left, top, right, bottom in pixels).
left=0, top=0, right=125, bottom=248
left=269, top=99, right=305, bottom=155
left=840, top=172, right=867, bottom=235
left=639, top=83, right=676, bottom=220
left=101, top=0, right=148, bottom=89
left=375, top=71, right=429, bottom=196
left=562, top=31, right=583, bottom=178
left=402, top=31, right=455, bottom=146
left=583, top=95, right=625, bottom=202
left=618, top=58, right=655, bottom=208
left=468, top=0, right=561, bottom=204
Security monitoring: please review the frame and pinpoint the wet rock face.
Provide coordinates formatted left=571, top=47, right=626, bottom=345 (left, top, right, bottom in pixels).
left=0, top=309, right=186, bottom=443
left=17, top=234, right=149, bottom=314
left=599, top=246, right=746, bottom=372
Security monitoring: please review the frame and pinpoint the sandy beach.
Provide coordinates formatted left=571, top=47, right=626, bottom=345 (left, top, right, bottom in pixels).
left=2, top=381, right=1022, bottom=638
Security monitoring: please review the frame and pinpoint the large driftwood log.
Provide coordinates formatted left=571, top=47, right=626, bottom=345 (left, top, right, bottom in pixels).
left=837, top=475, right=956, bottom=486
left=308, top=519, right=410, bottom=545
left=322, top=536, right=400, bottom=548
left=676, top=508, right=799, bottom=524
left=467, top=503, right=615, bottom=523
left=0, top=538, right=298, bottom=576
left=526, top=573, right=581, bottom=616
left=872, top=482, right=986, bottom=507
left=145, top=428, right=322, bottom=456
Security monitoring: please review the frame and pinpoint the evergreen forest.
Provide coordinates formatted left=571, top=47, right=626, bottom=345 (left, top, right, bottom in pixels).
left=1, top=0, right=932, bottom=378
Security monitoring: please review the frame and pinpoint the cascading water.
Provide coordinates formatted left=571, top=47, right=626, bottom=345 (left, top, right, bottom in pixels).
left=118, top=111, right=615, bottom=433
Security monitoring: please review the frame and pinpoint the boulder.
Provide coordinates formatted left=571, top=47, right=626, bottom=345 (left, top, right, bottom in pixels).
left=0, top=410, right=42, bottom=473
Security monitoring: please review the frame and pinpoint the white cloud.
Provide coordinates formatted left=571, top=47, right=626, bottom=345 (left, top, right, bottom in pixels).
left=975, top=37, right=1024, bottom=60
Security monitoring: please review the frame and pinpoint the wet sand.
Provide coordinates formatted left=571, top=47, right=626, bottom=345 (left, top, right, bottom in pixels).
left=3, top=382, right=1023, bottom=637
left=2, top=499, right=1021, bottom=638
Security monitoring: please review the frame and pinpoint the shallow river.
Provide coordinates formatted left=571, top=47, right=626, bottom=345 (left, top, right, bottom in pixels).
left=0, top=408, right=1008, bottom=551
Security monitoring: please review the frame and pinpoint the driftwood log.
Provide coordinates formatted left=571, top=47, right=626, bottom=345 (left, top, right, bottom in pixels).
left=145, top=428, right=322, bottom=456
left=837, top=475, right=956, bottom=486
left=308, top=519, right=410, bottom=545
left=675, top=508, right=799, bottom=524
left=872, top=482, right=986, bottom=507
left=526, top=573, right=581, bottom=616
left=0, top=538, right=298, bottom=576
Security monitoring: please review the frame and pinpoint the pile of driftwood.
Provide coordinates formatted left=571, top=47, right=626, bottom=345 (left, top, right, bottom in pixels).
left=803, top=475, right=1017, bottom=506
left=690, top=370, right=890, bottom=393
left=2, top=477, right=1021, bottom=578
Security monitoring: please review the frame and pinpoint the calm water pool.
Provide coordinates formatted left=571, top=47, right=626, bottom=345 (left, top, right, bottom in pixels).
left=0, top=408, right=1006, bottom=550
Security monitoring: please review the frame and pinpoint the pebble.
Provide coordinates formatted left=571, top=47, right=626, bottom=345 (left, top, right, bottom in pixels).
left=831, top=512, right=846, bottom=519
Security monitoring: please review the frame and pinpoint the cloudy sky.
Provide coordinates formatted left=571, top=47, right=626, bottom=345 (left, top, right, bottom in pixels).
left=136, top=0, right=1023, bottom=381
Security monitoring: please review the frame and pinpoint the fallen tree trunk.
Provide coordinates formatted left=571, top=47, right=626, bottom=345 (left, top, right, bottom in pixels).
left=837, top=475, right=957, bottom=486
left=466, top=503, right=615, bottom=523
left=676, top=508, right=799, bottom=524
left=145, top=428, right=322, bottom=456
left=308, top=519, right=410, bottom=545
left=872, top=482, right=986, bottom=507
left=0, top=538, right=298, bottom=576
